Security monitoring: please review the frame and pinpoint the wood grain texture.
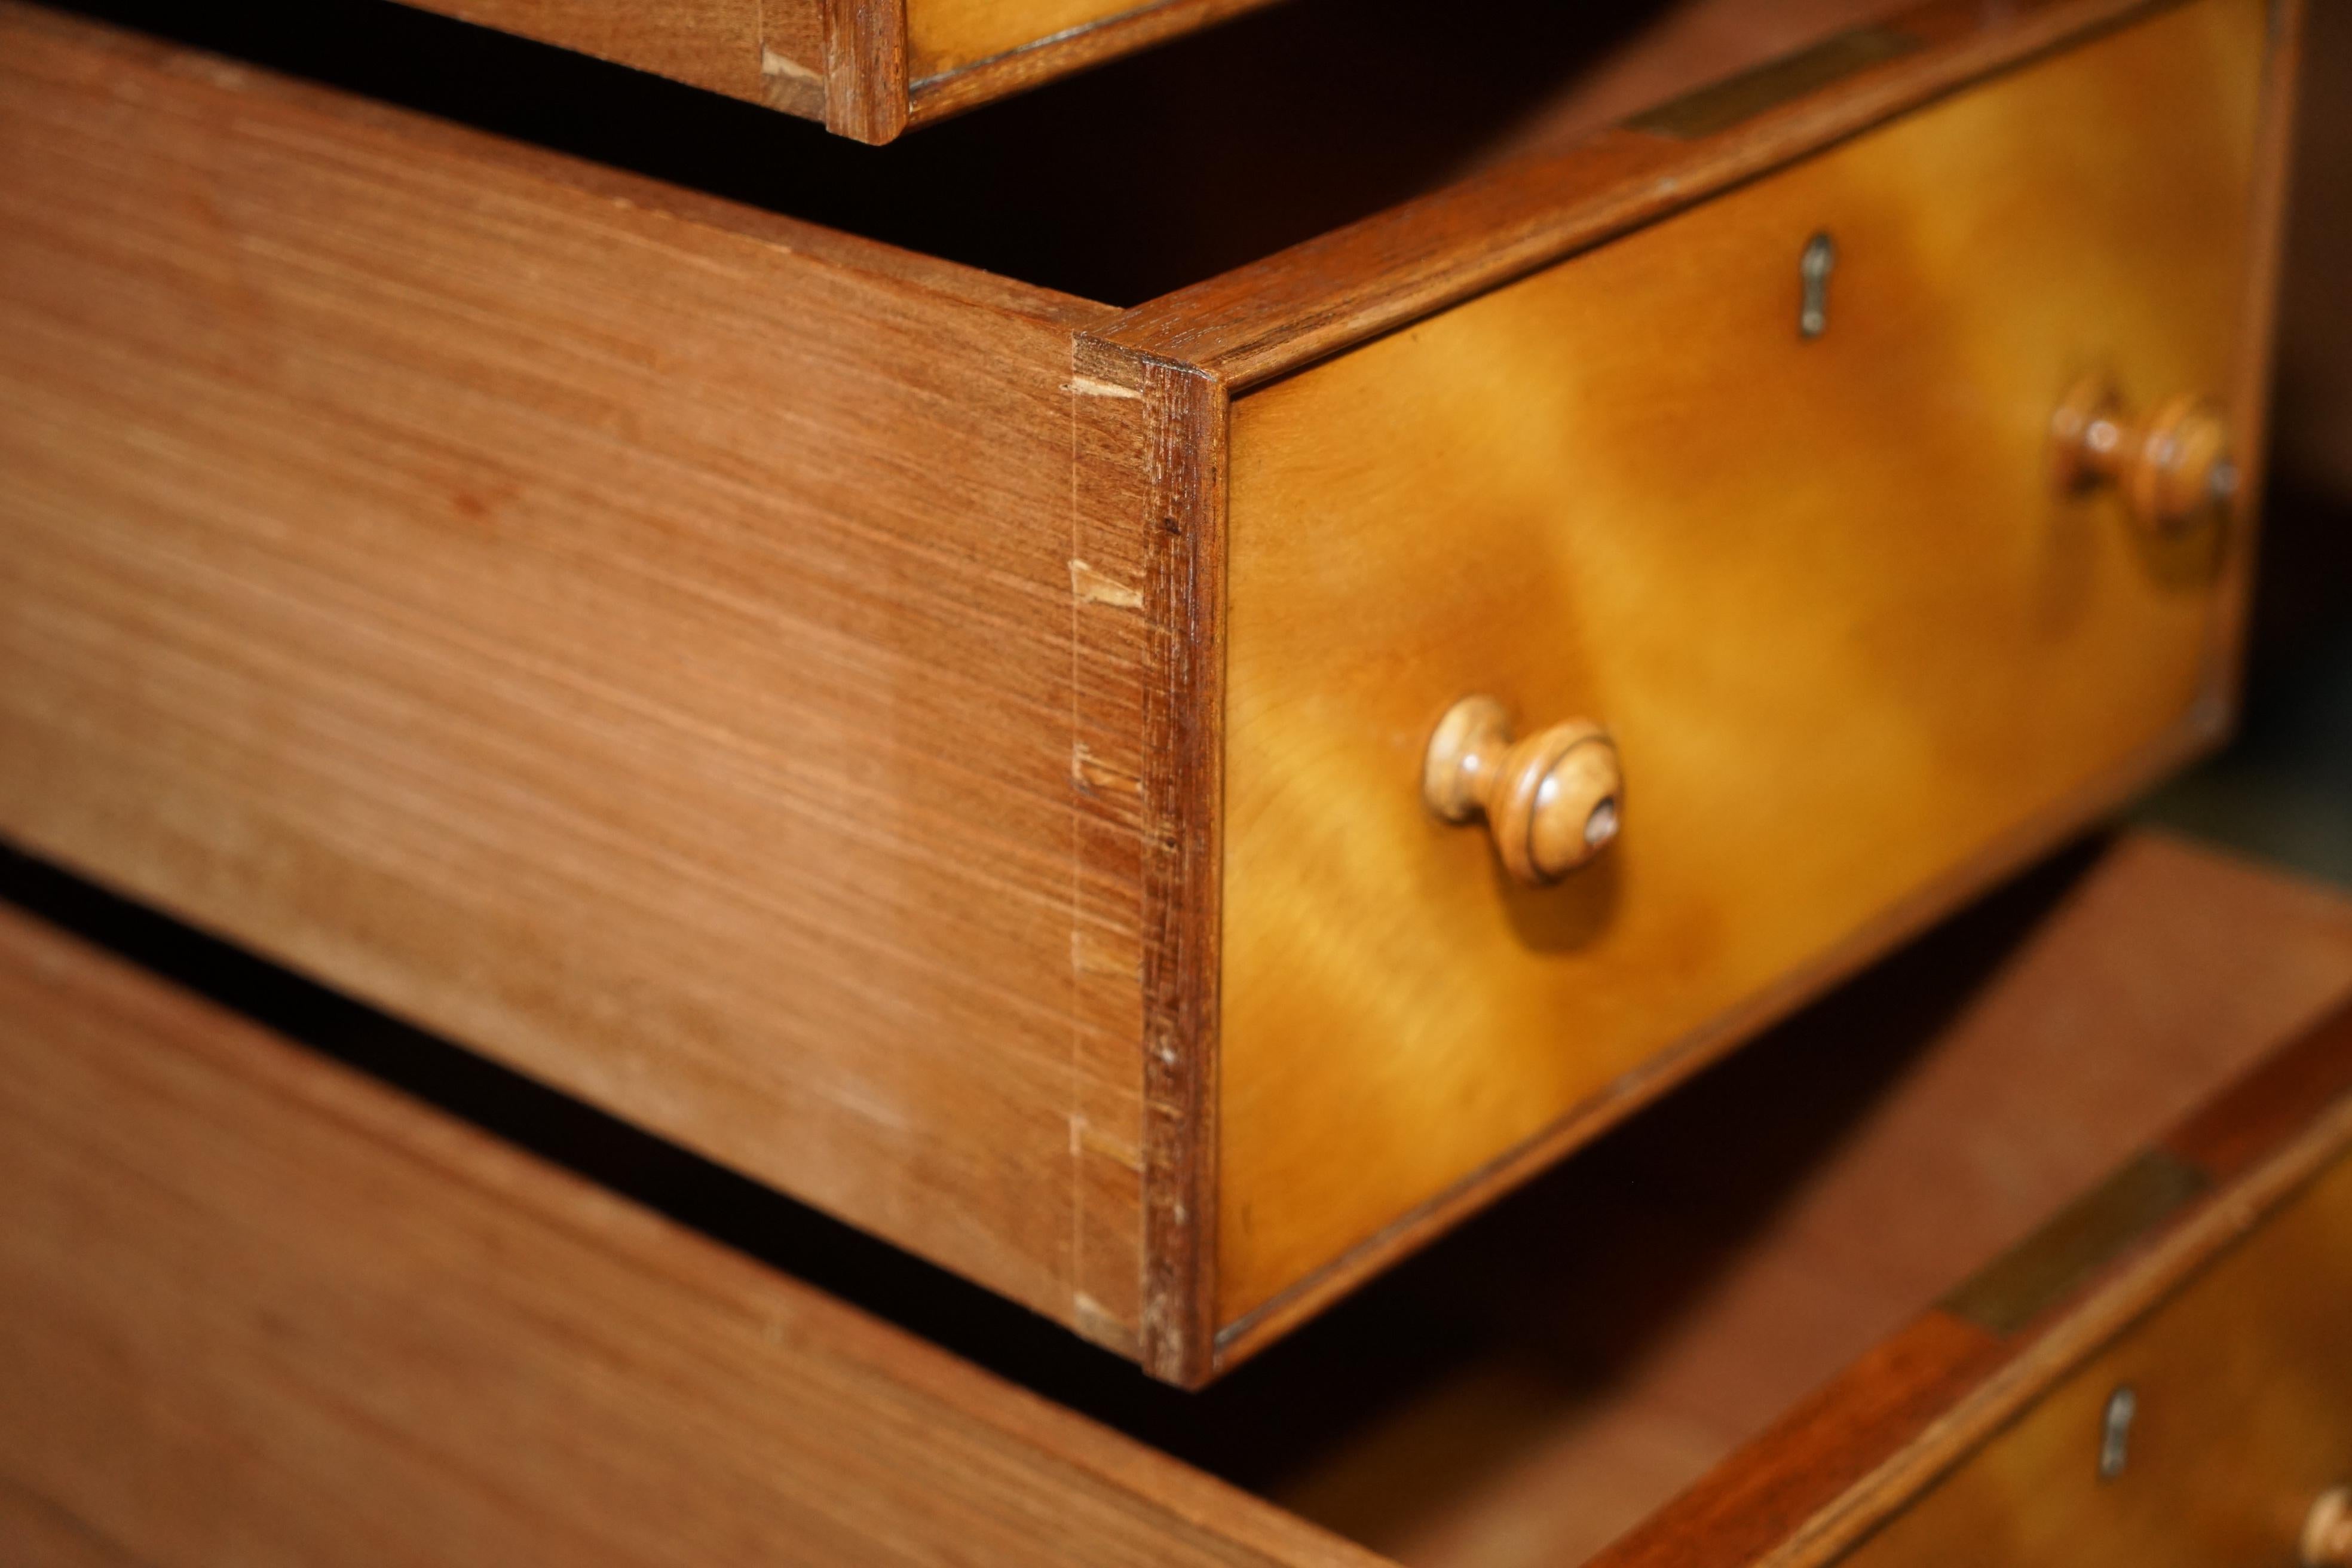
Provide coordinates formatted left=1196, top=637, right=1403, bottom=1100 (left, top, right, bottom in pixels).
left=1215, top=0, right=2276, bottom=1339
left=373, top=0, right=1288, bottom=136
left=0, top=0, right=2302, bottom=1386
left=0, top=902, right=1375, bottom=1568
left=1586, top=983, right=2352, bottom=1568
left=7, top=829, right=2349, bottom=1568
left=902, top=0, right=1285, bottom=118
left=1097, top=0, right=2227, bottom=387
left=822, top=0, right=910, bottom=142
left=1067, top=340, right=1232, bottom=1386
left=0, top=5, right=1151, bottom=1352
left=1257, top=831, right=2352, bottom=1567
left=387, top=0, right=826, bottom=114
left=1846, top=1134, right=2352, bottom=1568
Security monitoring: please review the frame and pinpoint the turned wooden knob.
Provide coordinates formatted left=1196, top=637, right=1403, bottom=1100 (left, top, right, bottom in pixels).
left=1423, top=696, right=1621, bottom=886
left=2305, top=1486, right=2352, bottom=1567
left=2051, top=375, right=2237, bottom=537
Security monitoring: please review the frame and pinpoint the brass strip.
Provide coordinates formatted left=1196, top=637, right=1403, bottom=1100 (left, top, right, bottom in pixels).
left=1941, top=1149, right=2212, bottom=1337
left=1627, top=25, right=1925, bottom=140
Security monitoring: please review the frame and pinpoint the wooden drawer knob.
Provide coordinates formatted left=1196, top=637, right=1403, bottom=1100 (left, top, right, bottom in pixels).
left=2051, top=375, right=2237, bottom=537
left=2306, top=1487, right=2352, bottom=1567
left=1423, top=696, right=1622, bottom=885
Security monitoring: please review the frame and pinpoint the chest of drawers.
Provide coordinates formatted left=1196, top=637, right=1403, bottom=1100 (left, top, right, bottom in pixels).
left=0, top=0, right=2304, bottom=1387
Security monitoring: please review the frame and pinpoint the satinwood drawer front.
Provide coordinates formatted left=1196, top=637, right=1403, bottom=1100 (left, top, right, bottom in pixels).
left=0, top=0, right=2299, bottom=1385
left=1849, top=1149, right=2352, bottom=1568
left=8, top=832, right=2352, bottom=1568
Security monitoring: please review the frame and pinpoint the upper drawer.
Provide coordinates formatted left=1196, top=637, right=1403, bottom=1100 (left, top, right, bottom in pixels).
left=0, top=0, right=2299, bottom=1384
left=1209, top=2, right=2278, bottom=1353
left=379, top=0, right=1287, bottom=141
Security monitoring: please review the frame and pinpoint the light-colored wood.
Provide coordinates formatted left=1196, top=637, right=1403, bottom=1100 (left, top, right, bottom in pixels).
left=371, top=0, right=1288, bottom=138
left=0, top=0, right=2300, bottom=1385
left=2051, top=375, right=2240, bottom=537
left=1215, top=0, right=2273, bottom=1336
left=1844, top=1149, right=2352, bottom=1568
left=0, top=901, right=1373, bottom=1568
left=906, top=0, right=1140, bottom=76
left=383, top=0, right=825, bottom=115
left=1099, top=1, right=2289, bottom=392
left=1422, top=699, right=1622, bottom=886
left=0, top=5, right=1151, bottom=1353
left=905, top=0, right=1262, bottom=81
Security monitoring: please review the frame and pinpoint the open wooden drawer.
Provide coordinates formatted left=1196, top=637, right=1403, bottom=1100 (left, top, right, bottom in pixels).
left=5, top=830, right=2352, bottom=1566
left=0, top=0, right=2302, bottom=1382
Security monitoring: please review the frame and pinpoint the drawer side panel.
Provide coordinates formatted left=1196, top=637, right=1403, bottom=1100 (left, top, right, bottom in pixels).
left=0, top=8, right=1144, bottom=1345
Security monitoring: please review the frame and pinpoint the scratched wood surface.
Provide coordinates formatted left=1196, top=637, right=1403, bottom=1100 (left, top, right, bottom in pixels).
left=1213, top=0, right=2277, bottom=1344
left=0, top=900, right=1374, bottom=1568
left=0, top=3, right=1153, bottom=1353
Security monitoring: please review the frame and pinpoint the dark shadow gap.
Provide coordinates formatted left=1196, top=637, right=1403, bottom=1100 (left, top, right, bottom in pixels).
left=40, top=0, right=1694, bottom=304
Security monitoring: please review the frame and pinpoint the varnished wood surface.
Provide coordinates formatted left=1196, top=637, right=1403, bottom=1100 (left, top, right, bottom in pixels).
left=1216, top=0, right=2274, bottom=1340
left=909, top=0, right=1151, bottom=76
left=1847, top=1135, right=2352, bottom=1567
left=906, top=0, right=1282, bottom=93
left=1246, top=831, right=2352, bottom=1567
left=0, top=901, right=1373, bottom=1568
left=383, top=0, right=823, bottom=114
left=1587, top=1007, right=2352, bottom=1568
left=1096, top=0, right=2234, bottom=386
left=8, top=831, right=2350, bottom=1568
left=0, top=0, right=2302, bottom=1385
left=0, top=4, right=1152, bottom=1352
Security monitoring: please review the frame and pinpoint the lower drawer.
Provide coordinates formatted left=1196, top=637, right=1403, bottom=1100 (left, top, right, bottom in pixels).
left=7, top=828, right=2352, bottom=1568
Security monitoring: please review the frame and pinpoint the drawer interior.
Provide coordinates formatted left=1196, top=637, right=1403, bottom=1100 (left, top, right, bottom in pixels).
left=1011, top=832, right=2352, bottom=1565
left=59, top=0, right=1910, bottom=308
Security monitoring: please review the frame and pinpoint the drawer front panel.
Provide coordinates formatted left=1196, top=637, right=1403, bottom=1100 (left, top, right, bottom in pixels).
left=1220, top=0, right=2271, bottom=1328
left=1851, top=1148, right=2352, bottom=1567
left=908, top=0, right=1234, bottom=79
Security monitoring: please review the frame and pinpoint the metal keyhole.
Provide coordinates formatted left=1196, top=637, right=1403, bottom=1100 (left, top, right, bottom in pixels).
left=2097, top=1385, right=2137, bottom=1480
left=1799, top=231, right=1837, bottom=340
